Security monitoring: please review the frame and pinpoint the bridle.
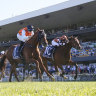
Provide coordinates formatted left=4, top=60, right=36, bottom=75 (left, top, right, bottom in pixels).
left=71, top=37, right=80, bottom=49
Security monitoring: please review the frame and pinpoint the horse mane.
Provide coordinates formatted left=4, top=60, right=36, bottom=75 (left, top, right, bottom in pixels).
left=68, top=36, right=73, bottom=40
left=68, top=36, right=78, bottom=40
left=26, top=28, right=40, bottom=43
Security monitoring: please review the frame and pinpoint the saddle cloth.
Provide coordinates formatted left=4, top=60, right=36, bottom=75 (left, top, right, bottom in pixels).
left=43, top=45, right=55, bottom=58
left=13, top=46, right=20, bottom=59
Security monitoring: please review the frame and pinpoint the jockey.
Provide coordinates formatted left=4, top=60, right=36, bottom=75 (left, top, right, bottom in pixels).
left=51, top=37, right=60, bottom=46
left=51, top=35, right=69, bottom=46
left=17, top=25, right=34, bottom=53
left=59, top=35, right=69, bottom=45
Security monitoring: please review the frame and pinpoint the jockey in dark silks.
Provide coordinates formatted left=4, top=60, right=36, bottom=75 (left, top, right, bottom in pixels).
left=44, top=35, right=69, bottom=58
left=51, top=35, right=69, bottom=46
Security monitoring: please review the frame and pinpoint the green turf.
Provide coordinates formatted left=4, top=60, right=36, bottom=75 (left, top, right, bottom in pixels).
left=0, top=82, right=96, bottom=96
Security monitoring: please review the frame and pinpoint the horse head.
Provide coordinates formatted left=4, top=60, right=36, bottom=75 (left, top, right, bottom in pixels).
left=36, top=28, right=48, bottom=46
left=69, top=36, right=82, bottom=49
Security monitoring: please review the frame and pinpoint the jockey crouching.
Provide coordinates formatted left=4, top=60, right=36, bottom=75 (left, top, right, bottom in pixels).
left=17, top=25, right=34, bottom=55
left=44, top=35, right=69, bottom=58
left=51, top=35, right=69, bottom=47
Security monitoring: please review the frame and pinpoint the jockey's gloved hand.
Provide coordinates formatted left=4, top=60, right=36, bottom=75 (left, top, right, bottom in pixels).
left=39, top=45, right=44, bottom=50
left=46, top=43, right=48, bottom=46
left=41, top=45, right=44, bottom=48
left=66, top=40, right=69, bottom=43
left=42, top=42, right=48, bottom=47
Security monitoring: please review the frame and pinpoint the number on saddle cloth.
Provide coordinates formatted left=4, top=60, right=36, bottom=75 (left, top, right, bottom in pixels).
left=43, top=45, right=55, bottom=58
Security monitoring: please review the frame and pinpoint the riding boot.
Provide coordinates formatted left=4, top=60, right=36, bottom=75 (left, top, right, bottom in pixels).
left=19, top=41, right=24, bottom=55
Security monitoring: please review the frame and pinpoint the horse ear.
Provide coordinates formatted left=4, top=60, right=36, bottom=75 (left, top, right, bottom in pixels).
left=70, top=36, right=73, bottom=38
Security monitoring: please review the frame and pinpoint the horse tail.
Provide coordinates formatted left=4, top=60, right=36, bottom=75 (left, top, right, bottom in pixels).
left=0, top=54, right=7, bottom=71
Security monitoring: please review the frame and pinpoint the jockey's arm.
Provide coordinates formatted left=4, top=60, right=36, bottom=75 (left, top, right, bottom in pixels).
left=22, top=29, right=26, bottom=37
left=22, top=30, right=30, bottom=41
left=26, top=31, right=34, bottom=40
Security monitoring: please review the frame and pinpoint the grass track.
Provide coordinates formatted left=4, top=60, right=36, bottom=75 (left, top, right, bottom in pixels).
left=0, top=82, right=96, bottom=96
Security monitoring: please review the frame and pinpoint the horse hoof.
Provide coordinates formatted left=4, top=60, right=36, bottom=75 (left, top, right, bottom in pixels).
left=74, top=76, right=77, bottom=80
left=52, top=77, right=55, bottom=81
left=56, top=72, right=60, bottom=76
left=63, top=76, right=68, bottom=79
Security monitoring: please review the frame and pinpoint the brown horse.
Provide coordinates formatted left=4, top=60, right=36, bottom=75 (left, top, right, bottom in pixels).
left=41, top=36, right=82, bottom=80
left=0, top=28, right=55, bottom=82
left=0, top=54, right=6, bottom=80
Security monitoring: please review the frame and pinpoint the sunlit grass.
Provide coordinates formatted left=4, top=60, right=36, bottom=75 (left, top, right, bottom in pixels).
left=0, top=82, right=96, bottom=96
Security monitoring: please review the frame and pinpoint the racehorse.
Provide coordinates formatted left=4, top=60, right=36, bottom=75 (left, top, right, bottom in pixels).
left=0, top=28, right=55, bottom=82
left=41, top=36, right=82, bottom=80
left=0, top=54, right=6, bottom=80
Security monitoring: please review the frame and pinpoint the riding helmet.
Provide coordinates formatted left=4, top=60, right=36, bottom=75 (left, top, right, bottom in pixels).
left=27, top=25, right=34, bottom=32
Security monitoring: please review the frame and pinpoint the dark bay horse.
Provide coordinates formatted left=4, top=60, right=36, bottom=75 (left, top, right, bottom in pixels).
left=0, top=54, right=6, bottom=80
left=0, top=28, right=54, bottom=82
left=41, top=36, right=82, bottom=79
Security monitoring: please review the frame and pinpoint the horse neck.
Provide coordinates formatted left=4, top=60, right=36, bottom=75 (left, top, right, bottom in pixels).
left=61, top=42, right=72, bottom=52
left=26, top=34, right=39, bottom=48
left=67, top=41, right=73, bottom=49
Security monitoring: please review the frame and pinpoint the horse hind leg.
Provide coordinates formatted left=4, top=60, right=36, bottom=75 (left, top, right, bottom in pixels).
left=0, top=68, right=5, bottom=80
left=54, top=65, right=60, bottom=76
left=58, top=65, right=68, bottom=79
left=68, top=60, right=78, bottom=80
left=74, top=63, right=78, bottom=80
left=13, top=64, right=19, bottom=82
left=9, top=67, right=13, bottom=82
left=54, top=61, right=61, bottom=76
left=9, top=63, right=19, bottom=82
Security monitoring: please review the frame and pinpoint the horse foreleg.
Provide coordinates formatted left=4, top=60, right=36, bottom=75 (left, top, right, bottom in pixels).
left=22, top=65, right=25, bottom=81
left=26, top=58, right=42, bottom=80
left=0, top=71, right=4, bottom=80
left=40, top=58, right=48, bottom=75
left=13, top=64, right=19, bottom=82
left=9, top=66, right=13, bottom=82
left=38, top=56, right=55, bottom=81
left=74, top=63, right=78, bottom=80
left=69, top=60, right=78, bottom=80
left=33, top=59, right=42, bottom=80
